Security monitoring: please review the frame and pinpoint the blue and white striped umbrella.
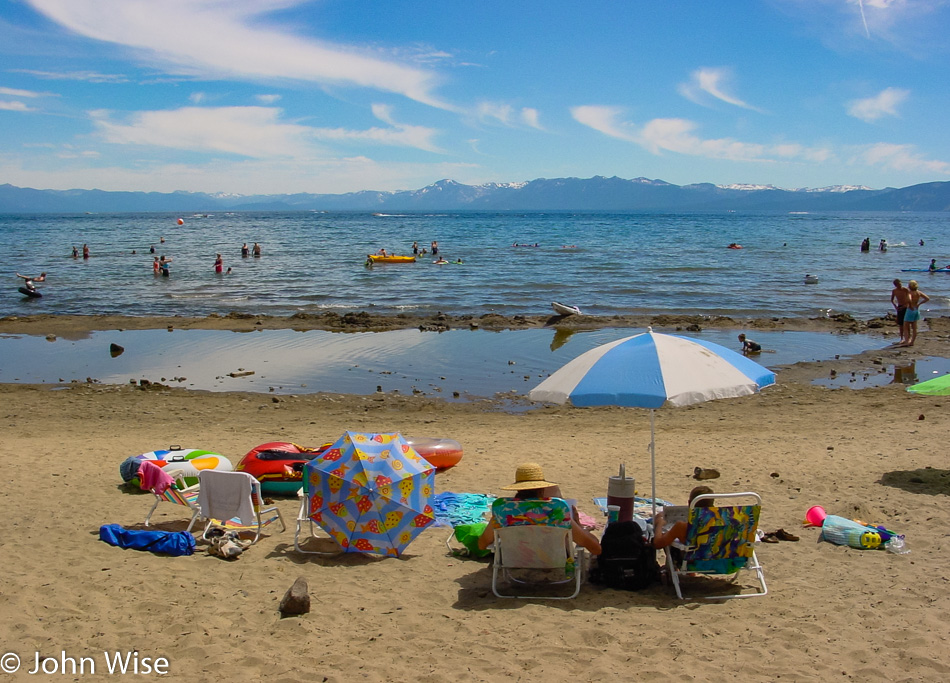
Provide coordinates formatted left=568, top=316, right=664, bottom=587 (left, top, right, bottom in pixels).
left=529, top=329, right=775, bottom=513
left=530, top=329, right=775, bottom=408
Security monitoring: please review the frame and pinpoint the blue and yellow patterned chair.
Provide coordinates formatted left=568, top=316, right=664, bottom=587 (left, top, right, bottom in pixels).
left=667, top=492, right=767, bottom=600
left=489, top=498, right=583, bottom=600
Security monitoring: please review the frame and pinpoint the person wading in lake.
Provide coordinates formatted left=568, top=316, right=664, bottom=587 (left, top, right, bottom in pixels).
left=737, top=333, right=761, bottom=354
left=891, top=279, right=910, bottom=345
left=897, top=280, right=929, bottom=348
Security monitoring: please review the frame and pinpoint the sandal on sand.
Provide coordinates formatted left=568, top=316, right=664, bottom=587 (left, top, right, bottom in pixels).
left=761, top=532, right=780, bottom=543
left=775, top=529, right=800, bottom=542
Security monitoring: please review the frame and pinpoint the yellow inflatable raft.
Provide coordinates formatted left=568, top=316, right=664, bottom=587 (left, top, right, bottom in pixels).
left=367, top=254, right=416, bottom=263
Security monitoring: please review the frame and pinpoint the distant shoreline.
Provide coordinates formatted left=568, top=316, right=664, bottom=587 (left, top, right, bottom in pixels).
left=3, top=177, right=950, bottom=213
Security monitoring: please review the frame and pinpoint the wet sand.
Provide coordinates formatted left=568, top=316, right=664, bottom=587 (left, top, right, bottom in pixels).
left=1, top=312, right=949, bottom=681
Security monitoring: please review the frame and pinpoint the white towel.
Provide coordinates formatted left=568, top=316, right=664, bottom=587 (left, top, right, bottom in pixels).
left=198, top=470, right=256, bottom=526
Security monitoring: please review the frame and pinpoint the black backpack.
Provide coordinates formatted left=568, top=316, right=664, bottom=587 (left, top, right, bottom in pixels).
left=590, top=521, right=661, bottom=591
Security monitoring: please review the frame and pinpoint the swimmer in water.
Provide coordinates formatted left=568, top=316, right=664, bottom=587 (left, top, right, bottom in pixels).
left=16, top=272, right=46, bottom=292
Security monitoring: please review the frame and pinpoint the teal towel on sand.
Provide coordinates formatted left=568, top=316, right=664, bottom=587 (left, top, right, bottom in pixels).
left=431, top=492, right=494, bottom=527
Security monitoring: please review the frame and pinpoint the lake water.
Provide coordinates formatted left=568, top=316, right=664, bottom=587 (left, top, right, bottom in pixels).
left=3, top=210, right=950, bottom=320
left=0, top=327, right=893, bottom=399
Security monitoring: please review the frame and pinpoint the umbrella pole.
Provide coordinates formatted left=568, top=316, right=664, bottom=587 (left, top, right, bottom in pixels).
left=650, top=408, right=656, bottom=521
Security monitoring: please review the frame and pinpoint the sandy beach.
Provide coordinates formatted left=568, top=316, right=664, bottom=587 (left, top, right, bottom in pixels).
left=1, top=313, right=949, bottom=682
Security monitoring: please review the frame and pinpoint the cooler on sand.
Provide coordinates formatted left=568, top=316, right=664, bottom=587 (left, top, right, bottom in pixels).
left=607, top=464, right=636, bottom=524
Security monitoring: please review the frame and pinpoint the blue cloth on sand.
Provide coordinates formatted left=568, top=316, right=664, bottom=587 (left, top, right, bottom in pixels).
left=99, top=524, right=195, bottom=556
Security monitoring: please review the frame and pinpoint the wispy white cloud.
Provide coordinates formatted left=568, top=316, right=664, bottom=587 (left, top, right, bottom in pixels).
left=26, top=0, right=452, bottom=109
left=639, top=118, right=771, bottom=160
left=847, top=87, right=908, bottom=122
left=855, top=142, right=950, bottom=175
left=0, top=85, right=54, bottom=112
left=0, top=152, right=481, bottom=194
left=850, top=0, right=925, bottom=39
left=476, top=102, right=513, bottom=126
left=520, top=108, right=542, bottom=130
left=13, top=68, right=128, bottom=83
left=0, top=100, right=33, bottom=111
left=89, top=104, right=442, bottom=158
left=0, top=86, right=49, bottom=98
left=570, top=105, right=638, bottom=142
left=256, top=94, right=281, bottom=104
left=475, top=102, right=544, bottom=130
left=91, top=106, right=314, bottom=158
left=57, top=148, right=100, bottom=159
left=318, top=103, right=442, bottom=152
left=777, top=0, right=948, bottom=52
left=572, top=105, right=832, bottom=163
left=678, top=67, right=762, bottom=111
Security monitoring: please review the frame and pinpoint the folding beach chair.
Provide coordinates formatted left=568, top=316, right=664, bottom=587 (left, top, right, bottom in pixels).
left=197, top=470, right=285, bottom=545
left=666, top=491, right=767, bottom=600
left=488, top=498, right=583, bottom=600
left=141, top=462, right=203, bottom=533
left=294, top=483, right=340, bottom=555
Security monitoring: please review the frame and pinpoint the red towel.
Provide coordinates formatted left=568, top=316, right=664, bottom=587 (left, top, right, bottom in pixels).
left=138, top=460, right=175, bottom=496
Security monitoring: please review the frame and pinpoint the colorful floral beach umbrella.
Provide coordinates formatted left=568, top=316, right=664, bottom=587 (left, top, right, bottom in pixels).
left=906, top=374, right=950, bottom=396
left=303, top=432, right=436, bottom=556
left=529, top=328, right=775, bottom=515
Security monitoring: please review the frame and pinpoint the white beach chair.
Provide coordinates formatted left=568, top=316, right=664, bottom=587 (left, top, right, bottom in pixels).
left=489, top=498, right=584, bottom=600
left=197, top=470, right=285, bottom=544
left=666, top=491, right=767, bottom=600
left=294, top=484, right=341, bottom=555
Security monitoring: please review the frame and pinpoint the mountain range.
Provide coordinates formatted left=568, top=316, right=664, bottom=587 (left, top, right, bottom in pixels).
left=1, top=176, right=949, bottom=213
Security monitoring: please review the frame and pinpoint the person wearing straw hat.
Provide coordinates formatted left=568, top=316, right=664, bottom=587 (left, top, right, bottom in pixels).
left=477, top=463, right=602, bottom=555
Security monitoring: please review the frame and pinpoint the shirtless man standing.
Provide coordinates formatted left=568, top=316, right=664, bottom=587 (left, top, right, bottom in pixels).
left=898, top=281, right=930, bottom=348
left=891, top=279, right=911, bottom=345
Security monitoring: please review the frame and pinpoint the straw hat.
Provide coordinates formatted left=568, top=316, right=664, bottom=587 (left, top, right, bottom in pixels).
left=500, top=462, right=558, bottom=490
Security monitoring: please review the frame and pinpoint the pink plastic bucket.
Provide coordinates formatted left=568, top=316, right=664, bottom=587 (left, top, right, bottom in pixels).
left=804, top=505, right=827, bottom=527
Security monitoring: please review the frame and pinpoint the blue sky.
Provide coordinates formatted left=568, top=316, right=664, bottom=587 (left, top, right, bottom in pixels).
left=1, top=0, right=949, bottom=195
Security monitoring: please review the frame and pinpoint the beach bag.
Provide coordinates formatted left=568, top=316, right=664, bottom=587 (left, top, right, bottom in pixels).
left=450, top=522, right=492, bottom=559
left=820, top=515, right=886, bottom=550
left=99, top=524, right=196, bottom=556
left=591, top=521, right=660, bottom=591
